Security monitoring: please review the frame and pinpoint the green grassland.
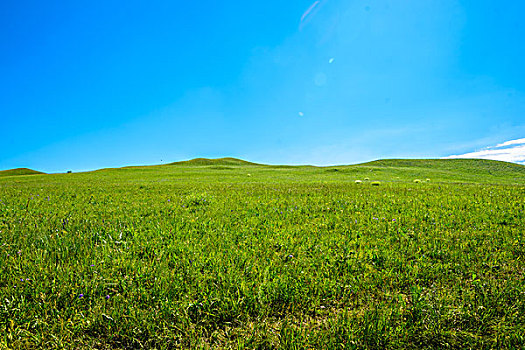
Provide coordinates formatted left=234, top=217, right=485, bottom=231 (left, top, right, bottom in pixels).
left=0, top=158, right=524, bottom=349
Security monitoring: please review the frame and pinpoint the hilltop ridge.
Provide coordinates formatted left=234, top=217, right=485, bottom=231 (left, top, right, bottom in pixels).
left=0, top=168, right=44, bottom=177
left=1, top=158, right=524, bottom=184
left=168, top=157, right=262, bottom=167
left=360, top=158, right=525, bottom=171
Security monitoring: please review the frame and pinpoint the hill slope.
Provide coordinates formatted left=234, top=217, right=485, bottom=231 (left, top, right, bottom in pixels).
left=168, top=157, right=262, bottom=167
left=342, top=158, right=525, bottom=184
left=0, top=168, right=44, bottom=177
left=359, top=158, right=525, bottom=173
left=1, top=158, right=523, bottom=185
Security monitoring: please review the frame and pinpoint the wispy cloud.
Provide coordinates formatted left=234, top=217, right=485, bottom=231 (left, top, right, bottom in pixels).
left=495, top=138, right=525, bottom=148
left=300, top=1, right=320, bottom=22
left=299, top=0, right=324, bottom=30
left=444, top=138, right=525, bottom=165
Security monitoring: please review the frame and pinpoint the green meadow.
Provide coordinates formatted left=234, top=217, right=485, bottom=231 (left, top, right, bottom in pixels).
left=0, top=158, right=524, bottom=349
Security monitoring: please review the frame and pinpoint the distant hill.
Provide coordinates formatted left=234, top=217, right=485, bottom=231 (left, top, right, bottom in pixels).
left=0, top=168, right=44, bottom=177
left=2, top=158, right=524, bottom=184
left=169, top=157, right=262, bottom=167
left=159, top=157, right=524, bottom=184
left=345, top=158, right=525, bottom=183
left=358, top=158, right=525, bottom=174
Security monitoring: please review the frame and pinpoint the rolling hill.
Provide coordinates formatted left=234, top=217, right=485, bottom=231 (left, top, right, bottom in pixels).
left=343, top=158, right=525, bottom=184
left=1, top=158, right=524, bottom=184
left=0, top=168, right=44, bottom=177
left=168, top=157, right=262, bottom=167
left=1, top=157, right=523, bottom=349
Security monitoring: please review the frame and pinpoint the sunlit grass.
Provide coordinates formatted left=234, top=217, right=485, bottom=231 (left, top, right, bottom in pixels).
left=0, top=159, right=524, bottom=348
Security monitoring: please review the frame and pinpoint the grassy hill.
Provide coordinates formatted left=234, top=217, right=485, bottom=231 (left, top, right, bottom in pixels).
left=0, top=167, right=44, bottom=177
left=340, top=158, right=525, bottom=184
left=169, top=157, right=262, bottom=167
left=1, top=158, right=523, bottom=185
left=360, top=158, right=525, bottom=174
left=0, top=157, right=524, bottom=348
left=159, top=157, right=524, bottom=185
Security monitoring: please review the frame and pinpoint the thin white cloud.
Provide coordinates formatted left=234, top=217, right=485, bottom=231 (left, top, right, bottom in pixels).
left=300, top=1, right=321, bottom=23
left=495, top=137, right=525, bottom=148
left=444, top=138, right=525, bottom=165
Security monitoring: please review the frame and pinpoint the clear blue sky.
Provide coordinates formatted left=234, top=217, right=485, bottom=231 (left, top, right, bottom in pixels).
left=1, top=0, right=524, bottom=172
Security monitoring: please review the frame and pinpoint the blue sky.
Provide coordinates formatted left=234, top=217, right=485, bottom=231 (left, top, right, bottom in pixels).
left=1, top=0, right=524, bottom=172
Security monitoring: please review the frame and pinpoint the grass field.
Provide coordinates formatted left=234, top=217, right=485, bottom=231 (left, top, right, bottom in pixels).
left=1, top=158, right=524, bottom=349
